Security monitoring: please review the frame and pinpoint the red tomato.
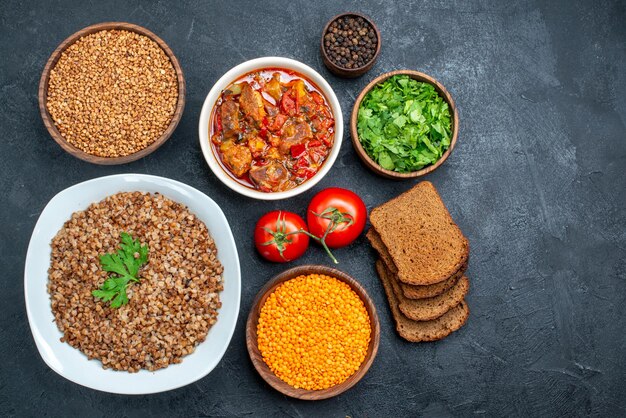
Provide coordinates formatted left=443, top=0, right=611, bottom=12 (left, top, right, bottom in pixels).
left=310, top=91, right=325, bottom=105
left=318, top=118, right=334, bottom=131
left=296, top=156, right=309, bottom=168
left=269, top=113, right=288, bottom=132
left=280, top=94, right=296, bottom=116
left=290, top=144, right=306, bottom=158
left=316, top=132, right=332, bottom=147
left=215, top=113, right=223, bottom=133
left=307, top=188, right=367, bottom=249
left=254, top=211, right=310, bottom=262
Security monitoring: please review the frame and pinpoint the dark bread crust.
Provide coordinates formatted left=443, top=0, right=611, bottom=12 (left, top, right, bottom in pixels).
left=367, top=228, right=467, bottom=299
left=366, top=228, right=399, bottom=273
left=370, top=181, right=469, bottom=285
left=376, top=259, right=469, bottom=342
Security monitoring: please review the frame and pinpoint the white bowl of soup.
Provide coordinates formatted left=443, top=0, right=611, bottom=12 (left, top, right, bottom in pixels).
left=199, top=57, right=343, bottom=200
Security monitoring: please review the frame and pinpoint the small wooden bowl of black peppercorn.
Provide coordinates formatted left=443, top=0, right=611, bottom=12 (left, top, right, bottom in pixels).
left=321, top=13, right=381, bottom=78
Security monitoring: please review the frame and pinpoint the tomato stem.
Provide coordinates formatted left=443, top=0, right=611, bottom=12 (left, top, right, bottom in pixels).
left=261, top=213, right=296, bottom=261
left=318, top=236, right=339, bottom=264
left=309, top=206, right=353, bottom=265
left=297, top=229, right=338, bottom=264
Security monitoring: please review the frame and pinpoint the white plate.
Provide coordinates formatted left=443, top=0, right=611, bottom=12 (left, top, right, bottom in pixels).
left=198, top=56, right=343, bottom=200
left=24, top=174, right=241, bottom=394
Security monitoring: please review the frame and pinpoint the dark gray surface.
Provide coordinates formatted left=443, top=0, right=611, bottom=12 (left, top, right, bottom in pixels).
left=1, top=0, right=625, bottom=416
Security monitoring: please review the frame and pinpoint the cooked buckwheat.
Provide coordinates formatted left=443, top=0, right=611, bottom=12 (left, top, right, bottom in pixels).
left=47, top=192, right=223, bottom=372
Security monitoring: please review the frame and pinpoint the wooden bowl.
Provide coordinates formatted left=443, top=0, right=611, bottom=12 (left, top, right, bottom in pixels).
left=320, top=13, right=381, bottom=78
left=350, top=70, right=459, bottom=179
left=38, top=22, right=186, bottom=165
left=245, top=265, right=380, bottom=400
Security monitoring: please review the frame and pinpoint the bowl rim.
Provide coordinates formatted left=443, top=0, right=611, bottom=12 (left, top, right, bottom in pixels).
left=350, top=69, right=459, bottom=179
left=198, top=57, right=343, bottom=201
left=245, top=264, right=380, bottom=400
left=320, top=12, right=382, bottom=74
left=24, top=174, right=241, bottom=394
left=38, top=22, right=186, bottom=165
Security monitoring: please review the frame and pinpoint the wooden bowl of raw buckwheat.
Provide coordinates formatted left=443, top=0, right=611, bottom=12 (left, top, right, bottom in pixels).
left=38, top=22, right=186, bottom=165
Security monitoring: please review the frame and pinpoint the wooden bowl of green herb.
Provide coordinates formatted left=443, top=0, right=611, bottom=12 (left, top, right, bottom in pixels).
left=350, top=70, right=458, bottom=179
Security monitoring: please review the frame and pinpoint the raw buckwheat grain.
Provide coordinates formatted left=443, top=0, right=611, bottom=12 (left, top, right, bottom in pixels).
left=46, top=30, right=178, bottom=158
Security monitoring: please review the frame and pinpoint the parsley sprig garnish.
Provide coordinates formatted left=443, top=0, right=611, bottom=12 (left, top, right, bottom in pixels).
left=92, top=232, right=149, bottom=308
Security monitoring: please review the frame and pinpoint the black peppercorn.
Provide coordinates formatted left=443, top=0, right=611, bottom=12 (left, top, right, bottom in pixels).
left=323, top=15, right=378, bottom=70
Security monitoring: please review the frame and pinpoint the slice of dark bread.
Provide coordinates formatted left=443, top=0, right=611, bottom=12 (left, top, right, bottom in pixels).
left=376, top=259, right=469, bottom=342
left=367, top=228, right=466, bottom=299
left=370, top=181, right=469, bottom=285
left=382, top=261, right=470, bottom=321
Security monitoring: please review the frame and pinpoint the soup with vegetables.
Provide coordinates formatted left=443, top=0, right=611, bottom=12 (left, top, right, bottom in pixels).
left=210, top=69, right=335, bottom=192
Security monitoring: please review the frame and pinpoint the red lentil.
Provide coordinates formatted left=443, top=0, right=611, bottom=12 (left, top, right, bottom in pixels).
left=257, top=274, right=371, bottom=390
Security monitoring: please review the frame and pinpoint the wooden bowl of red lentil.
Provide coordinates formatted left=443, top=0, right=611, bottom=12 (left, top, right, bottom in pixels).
left=38, top=22, right=186, bottom=165
left=245, top=265, right=380, bottom=400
